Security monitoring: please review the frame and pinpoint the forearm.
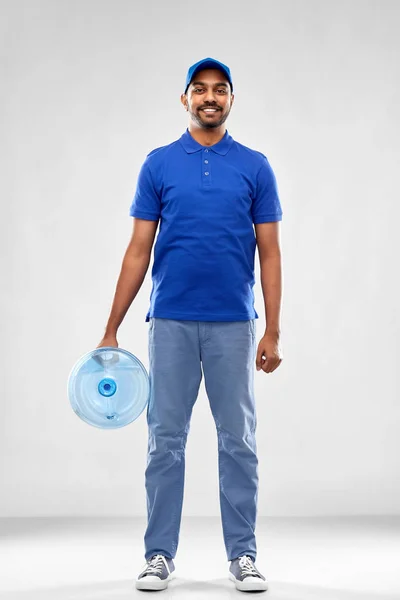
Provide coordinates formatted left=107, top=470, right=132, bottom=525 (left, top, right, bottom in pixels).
left=260, top=254, right=282, bottom=336
left=104, top=253, right=151, bottom=336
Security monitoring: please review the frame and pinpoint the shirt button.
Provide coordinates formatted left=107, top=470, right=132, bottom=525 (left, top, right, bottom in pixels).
left=204, top=160, right=208, bottom=164
left=205, top=149, right=209, bottom=152
left=205, top=172, right=209, bottom=175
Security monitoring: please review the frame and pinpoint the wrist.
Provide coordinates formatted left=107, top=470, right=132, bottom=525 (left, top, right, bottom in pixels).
left=104, top=329, right=118, bottom=338
left=264, top=328, right=280, bottom=338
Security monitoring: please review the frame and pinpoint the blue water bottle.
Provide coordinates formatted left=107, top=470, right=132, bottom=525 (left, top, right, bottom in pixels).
left=68, top=347, right=150, bottom=429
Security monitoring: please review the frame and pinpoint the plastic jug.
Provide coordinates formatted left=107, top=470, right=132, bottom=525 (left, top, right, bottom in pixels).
left=68, top=347, right=150, bottom=429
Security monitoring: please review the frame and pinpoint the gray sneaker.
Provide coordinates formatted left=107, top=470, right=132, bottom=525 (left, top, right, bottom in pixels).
left=229, top=555, right=268, bottom=592
left=135, top=554, right=175, bottom=591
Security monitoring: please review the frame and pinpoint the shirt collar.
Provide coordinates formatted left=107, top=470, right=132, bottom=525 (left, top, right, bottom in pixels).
left=179, top=127, right=234, bottom=155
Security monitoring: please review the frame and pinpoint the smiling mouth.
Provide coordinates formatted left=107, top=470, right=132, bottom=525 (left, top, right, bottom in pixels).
left=200, top=108, right=220, bottom=114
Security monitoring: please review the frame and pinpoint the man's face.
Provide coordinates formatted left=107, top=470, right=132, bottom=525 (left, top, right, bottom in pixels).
left=181, top=68, right=234, bottom=129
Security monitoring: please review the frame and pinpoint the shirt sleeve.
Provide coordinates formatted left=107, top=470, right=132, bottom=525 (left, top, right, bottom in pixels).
left=251, top=155, right=283, bottom=224
left=129, top=158, right=161, bottom=220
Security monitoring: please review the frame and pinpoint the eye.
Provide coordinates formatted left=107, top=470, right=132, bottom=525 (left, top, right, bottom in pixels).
left=193, top=87, right=227, bottom=93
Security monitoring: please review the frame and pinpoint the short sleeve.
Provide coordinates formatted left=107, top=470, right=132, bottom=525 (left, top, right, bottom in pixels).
left=129, top=158, right=161, bottom=220
left=251, top=155, right=283, bottom=224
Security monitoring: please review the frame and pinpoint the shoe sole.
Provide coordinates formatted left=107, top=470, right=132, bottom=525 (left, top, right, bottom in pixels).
left=135, top=573, right=174, bottom=591
left=229, top=572, right=268, bottom=592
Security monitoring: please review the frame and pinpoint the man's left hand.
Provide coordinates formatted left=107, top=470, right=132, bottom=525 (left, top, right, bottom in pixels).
left=256, top=333, right=283, bottom=373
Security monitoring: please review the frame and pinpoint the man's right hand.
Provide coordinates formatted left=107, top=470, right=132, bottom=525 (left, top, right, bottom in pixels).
left=96, top=334, right=119, bottom=349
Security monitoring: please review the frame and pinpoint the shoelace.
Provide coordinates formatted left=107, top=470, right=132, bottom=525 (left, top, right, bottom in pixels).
left=238, top=555, right=260, bottom=578
left=143, top=554, right=166, bottom=575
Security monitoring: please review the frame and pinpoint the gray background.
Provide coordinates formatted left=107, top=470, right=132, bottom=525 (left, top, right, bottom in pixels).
left=1, top=0, right=399, bottom=518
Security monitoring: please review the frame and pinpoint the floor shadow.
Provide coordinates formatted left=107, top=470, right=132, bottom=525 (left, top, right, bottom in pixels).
left=0, top=577, right=399, bottom=600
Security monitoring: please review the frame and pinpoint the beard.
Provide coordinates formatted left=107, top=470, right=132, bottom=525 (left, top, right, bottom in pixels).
left=190, top=106, right=230, bottom=129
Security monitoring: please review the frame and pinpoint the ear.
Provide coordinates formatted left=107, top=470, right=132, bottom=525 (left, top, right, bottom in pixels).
left=180, top=93, right=188, bottom=110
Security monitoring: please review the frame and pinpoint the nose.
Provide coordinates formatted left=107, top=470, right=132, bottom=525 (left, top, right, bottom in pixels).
left=203, top=89, right=218, bottom=104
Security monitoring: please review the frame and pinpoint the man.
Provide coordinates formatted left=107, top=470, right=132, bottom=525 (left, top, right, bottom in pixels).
left=97, top=57, right=283, bottom=592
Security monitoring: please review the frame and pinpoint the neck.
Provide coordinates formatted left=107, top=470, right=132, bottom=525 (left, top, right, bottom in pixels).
left=187, top=124, right=226, bottom=147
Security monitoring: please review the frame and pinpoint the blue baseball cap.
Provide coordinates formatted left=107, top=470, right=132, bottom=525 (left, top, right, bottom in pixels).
left=184, top=57, right=233, bottom=94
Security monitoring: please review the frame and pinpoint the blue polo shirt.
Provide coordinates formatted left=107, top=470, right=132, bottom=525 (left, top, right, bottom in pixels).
left=129, top=128, right=283, bottom=322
